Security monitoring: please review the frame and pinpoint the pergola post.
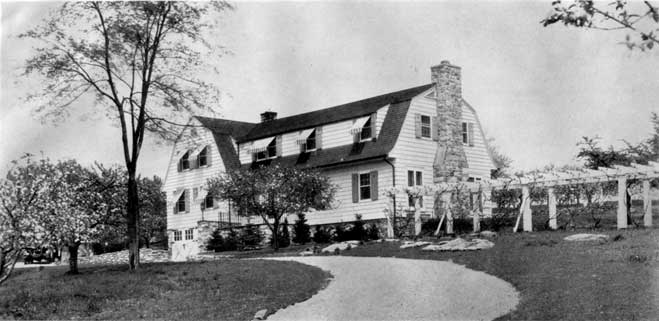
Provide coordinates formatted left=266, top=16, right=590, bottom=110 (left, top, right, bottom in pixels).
left=414, top=197, right=422, bottom=236
left=617, top=177, right=628, bottom=229
left=547, top=187, right=557, bottom=230
left=643, top=179, right=652, bottom=227
left=473, top=190, right=483, bottom=233
left=522, top=185, right=533, bottom=232
left=443, top=192, right=453, bottom=235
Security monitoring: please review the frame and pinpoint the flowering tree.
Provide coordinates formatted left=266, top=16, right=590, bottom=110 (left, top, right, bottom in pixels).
left=0, top=156, right=59, bottom=285
left=21, top=1, right=231, bottom=270
left=207, top=165, right=336, bottom=251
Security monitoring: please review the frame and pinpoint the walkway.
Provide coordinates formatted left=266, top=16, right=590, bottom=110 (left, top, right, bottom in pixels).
left=266, top=256, right=519, bottom=321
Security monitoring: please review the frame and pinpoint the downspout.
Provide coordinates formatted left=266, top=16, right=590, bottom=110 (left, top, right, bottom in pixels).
left=384, top=157, right=396, bottom=236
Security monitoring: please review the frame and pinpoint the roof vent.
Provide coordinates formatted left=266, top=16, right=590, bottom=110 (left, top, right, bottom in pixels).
left=260, top=111, right=277, bottom=123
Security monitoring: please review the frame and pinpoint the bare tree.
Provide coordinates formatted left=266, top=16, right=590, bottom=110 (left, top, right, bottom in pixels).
left=21, top=2, right=231, bottom=269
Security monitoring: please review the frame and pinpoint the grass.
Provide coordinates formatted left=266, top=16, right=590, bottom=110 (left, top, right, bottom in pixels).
left=338, top=228, right=659, bottom=321
left=0, top=259, right=331, bottom=320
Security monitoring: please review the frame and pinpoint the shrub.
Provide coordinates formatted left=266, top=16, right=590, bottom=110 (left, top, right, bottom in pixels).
left=270, top=219, right=290, bottom=248
left=292, top=213, right=311, bottom=244
left=366, top=223, right=380, bottom=240
left=349, top=214, right=367, bottom=241
left=239, top=224, right=262, bottom=250
left=312, top=226, right=332, bottom=244
left=332, top=224, right=347, bottom=242
left=421, top=218, right=440, bottom=236
left=206, top=229, right=238, bottom=252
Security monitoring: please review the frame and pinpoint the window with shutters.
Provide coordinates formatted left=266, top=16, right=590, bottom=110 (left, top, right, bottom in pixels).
left=305, top=130, right=316, bottom=151
left=198, top=147, right=208, bottom=167
left=421, top=115, right=431, bottom=138
left=360, top=117, right=372, bottom=141
left=174, top=230, right=182, bottom=241
left=176, top=190, right=186, bottom=213
left=204, top=195, right=214, bottom=209
left=462, top=122, right=469, bottom=144
left=179, top=151, right=190, bottom=170
left=359, top=173, right=371, bottom=200
left=185, top=228, right=194, bottom=240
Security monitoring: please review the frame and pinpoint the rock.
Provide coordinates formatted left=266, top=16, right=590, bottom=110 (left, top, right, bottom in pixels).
left=299, top=250, right=314, bottom=256
left=384, top=238, right=398, bottom=242
left=479, top=231, right=498, bottom=238
left=400, top=241, right=431, bottom=249
left=253, top=309, right=268, bottom=320
left=321, top=241, right=359, bottom=253
left=564, top=233, right=609, bottom=242
left=422, top=238, right=494, bottom=251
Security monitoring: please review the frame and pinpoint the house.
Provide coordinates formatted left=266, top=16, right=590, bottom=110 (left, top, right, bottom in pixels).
left=164, top=61, right=496, bottom=260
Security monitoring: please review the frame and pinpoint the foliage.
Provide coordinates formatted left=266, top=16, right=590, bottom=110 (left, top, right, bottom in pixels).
left=366, top=223, right=380, bottom=240
left=331, top=225, right=347, bottom=242
left=292, top=214, right=311, bottom=245
left=487, top=137, right=513, bottom=178
left=312, top=226, right=332, bottom=244
left=22, top=1, right=232, bottom=270
left=542, top=0, right=659, bottom=51
left=238, top=225, right=263, bottom=250
left=206, top=228, right=238, bottom=252
left=350, top=214, right=367, bottom=241
left=208, top=165, right=336, bottom=250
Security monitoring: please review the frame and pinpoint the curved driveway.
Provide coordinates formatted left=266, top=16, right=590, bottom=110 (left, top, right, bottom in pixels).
left=266, top=256, right=518, bottom=321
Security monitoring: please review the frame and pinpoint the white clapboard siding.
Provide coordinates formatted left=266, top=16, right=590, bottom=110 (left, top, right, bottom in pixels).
left=304, top=161, right=393, bottom=225
left=164, top=121, right=229, bottom=233
left=237, top=106, right=389, bottom=164
left=461, top=103, right=496, bottom=178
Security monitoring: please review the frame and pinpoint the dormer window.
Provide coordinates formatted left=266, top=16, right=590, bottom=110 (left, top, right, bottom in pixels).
left=250, top=136, right=277, bottom=161
left=296, top=128, right=317, bottom=152
left=179, top=151, right=190, bottom=171
left=350, top=115, right=373, bottom=142
left=198, top=147, right=208, bottom=167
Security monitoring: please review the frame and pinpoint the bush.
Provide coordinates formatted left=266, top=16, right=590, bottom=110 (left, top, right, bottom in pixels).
left=292, top=213, right=311, bottom=244
left=239, top=224, right=262, bottom=250
left=349, top=214, right=367, bottom=241
left=366, top=223, right=380, bottom=240
left=312, top=226, right=332, bottom=244
left=332, top=224, right=347, bottom=242
left=206, top=229, right=238, bottom=252
left=421, top=218, right=440, bottom=236
left=270, top=219, right=290, bottom=248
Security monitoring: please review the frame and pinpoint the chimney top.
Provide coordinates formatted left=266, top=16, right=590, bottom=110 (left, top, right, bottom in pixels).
left=260, top=111, right=277, bottom=123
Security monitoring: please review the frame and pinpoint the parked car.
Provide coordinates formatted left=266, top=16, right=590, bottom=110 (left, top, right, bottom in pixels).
left=23, top=247, right=56, bottom=264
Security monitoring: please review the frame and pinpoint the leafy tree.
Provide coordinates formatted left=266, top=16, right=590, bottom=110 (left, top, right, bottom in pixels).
left=137, top=176, right=166, bottom=248
left=208, top=165, right=336, bottom=251
left=542, top=0, right=659, bottom=51
left=487, top=137, right=512, bottom=179
left=0, top=156, right=59, bottom=285
left=21, top=1, right=231, bottom=270
left=270, top=218, right=290, bottom=249
left=292, top=213, right=311, bottom=244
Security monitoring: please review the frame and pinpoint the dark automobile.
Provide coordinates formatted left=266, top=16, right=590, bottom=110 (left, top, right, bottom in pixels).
left=23, top=247, right=56, bottom=264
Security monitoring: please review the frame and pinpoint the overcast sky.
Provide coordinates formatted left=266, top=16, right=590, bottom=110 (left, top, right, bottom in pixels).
left=2, top=1, right=659, bottom=179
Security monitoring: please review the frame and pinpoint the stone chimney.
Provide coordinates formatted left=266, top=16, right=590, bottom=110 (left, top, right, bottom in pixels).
left=260, top=111, right=277, bottom=123
left=432, top=60, right=468, bottom=182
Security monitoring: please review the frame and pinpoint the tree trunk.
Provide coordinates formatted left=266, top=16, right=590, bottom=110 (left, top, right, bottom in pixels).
left=272, top=219, right=279, bottom=252
left=127, top=174, right=140, bottom=270
left=68, top=243, right=80, bottom=274
left=0, top=248, right=21, bottom=286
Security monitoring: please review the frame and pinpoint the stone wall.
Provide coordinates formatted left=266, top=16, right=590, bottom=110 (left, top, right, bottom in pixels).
left=431, top=60, right=469, bottom=182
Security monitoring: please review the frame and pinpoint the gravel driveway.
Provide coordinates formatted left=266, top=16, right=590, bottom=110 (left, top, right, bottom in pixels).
left=266, top=256, right=518, bottom=321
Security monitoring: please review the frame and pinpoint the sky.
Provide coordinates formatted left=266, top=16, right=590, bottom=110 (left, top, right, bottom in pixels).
left=1, top=1, right=659, bottom=179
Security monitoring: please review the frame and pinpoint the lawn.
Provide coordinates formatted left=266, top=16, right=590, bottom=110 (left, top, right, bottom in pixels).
left=0, top=259, right=331, bottom=320
left=338, top=228, right=659, bottom=321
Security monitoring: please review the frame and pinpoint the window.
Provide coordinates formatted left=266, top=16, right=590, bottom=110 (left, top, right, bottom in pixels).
left=177, top=190, right=186, bottom=213
left=185, top=228, right=194, bottom=240
left=174, top=230, right=182, bottom=241
left=407, top=170, right=423, bottom=207
left=198, top=147, right=208, bottom=167
left=360, top=117, right=372, bottom=141
left=179, top=151, right=190, bottom=170
left=256, top=139, right=277, bottom=161
left=204, top=195, right=214, bottom=209
left=305, top=130, right=316, bottom=151
left=421, top=115, right=431, bottom=138
left=462, top=122, right=469, bottom=144
left=359, top=173, right=371, bottom=200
